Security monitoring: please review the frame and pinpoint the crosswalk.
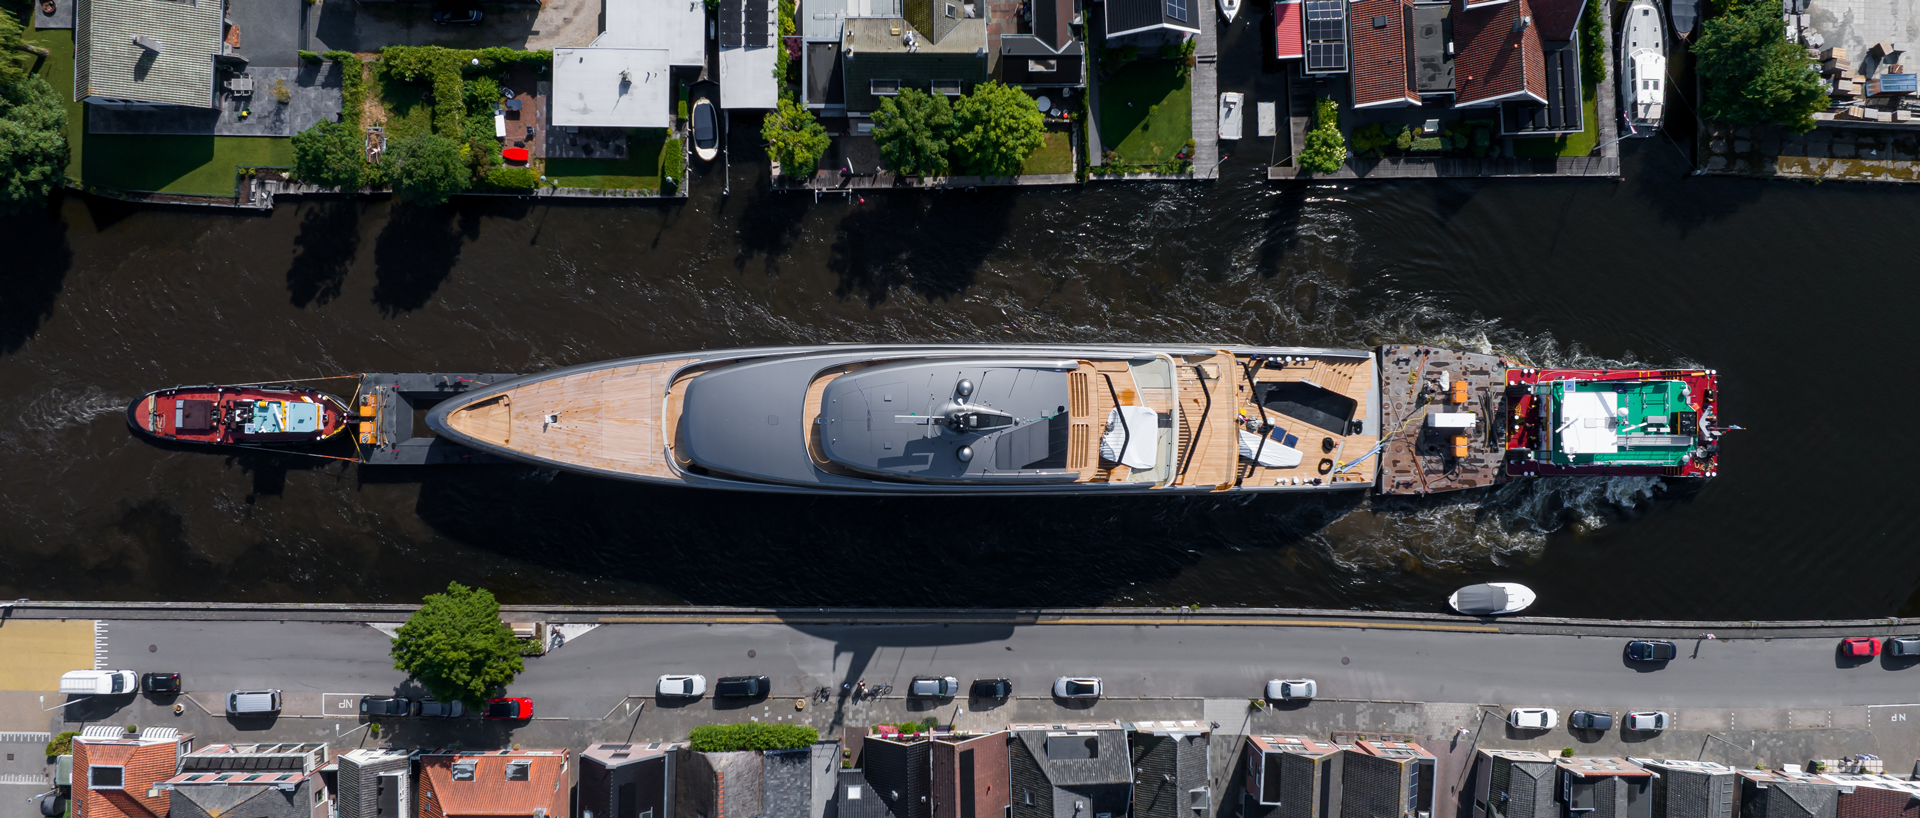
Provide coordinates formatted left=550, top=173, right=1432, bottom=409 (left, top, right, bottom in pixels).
left=94, top=620, right=109, bottom=670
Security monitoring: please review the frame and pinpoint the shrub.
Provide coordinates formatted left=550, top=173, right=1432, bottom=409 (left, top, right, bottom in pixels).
left=688, top=723, right=820, bottom=752
left=1394, top=125, right=1413, bottom=150
left=1298, top=97, right=1345, bottom=174
left=885, top=717, right=939, bottom=734
left=661, top=137, right=684, bottom=190
left=300, top=50, right=322, bottom=63
left=45, top=731, right=77, bottom=758
left=1350, top=122, right=1388, bottom=153
left=1561, top=748, right=1575, bottom=758
left=325, top=51, right=367, bottom=127
left=464, top=75, right=501, bottom=114
left=1578, top=0, right=1604, bottom=86
left=292, top=118, right=366, bottom=189
left=1410, top=135, right=1443, bottom=151
left=272, top=79, right=292, bottom=104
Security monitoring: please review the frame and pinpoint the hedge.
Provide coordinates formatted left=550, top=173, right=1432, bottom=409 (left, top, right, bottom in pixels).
left=687, top=723, right=819, bottom=752
left=378, top=46, right=555, bottom=136
left=480, top=166, right=539, bottom=190
left=324, top=50, right=368, bottom=128
left=661, top=138, right=684, bottom=191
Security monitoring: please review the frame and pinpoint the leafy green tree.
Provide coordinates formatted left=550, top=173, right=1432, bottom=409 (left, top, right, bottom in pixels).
left=1693, top=0, right=1827, bottom=132
left=762, top=98, right=830, bottom=175
left=952, top=81, right=1045, bottom=178
left=387, top=131, right=469, bottom=206
left=1298, top=97, right=1345, bottom=174
left=389, top=582, right=524, bottom=707
left=872, top=88, right=955, bottom=175
left=0, top=11, right=44, bottom=86
left=291, top=119, right=365, bottom=190
left=0, top=76, right=68, bottom=211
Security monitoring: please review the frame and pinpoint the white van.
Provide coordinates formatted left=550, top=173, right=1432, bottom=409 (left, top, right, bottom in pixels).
left=59, top=670, right=137, bottom=696
left=226, top=689, right=281, bottom=715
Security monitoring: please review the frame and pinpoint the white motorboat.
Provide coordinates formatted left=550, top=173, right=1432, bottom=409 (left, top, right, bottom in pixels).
left=1449, top=582, right=1536, bottom=615
left=1220, top=0, right=1239, bottom=23
left=1219, top=92, right=1244, bottom=140
left=1620, top=0, right=1667, bottom=136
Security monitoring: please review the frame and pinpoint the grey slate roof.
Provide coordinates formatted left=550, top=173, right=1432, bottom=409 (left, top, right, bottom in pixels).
left=76, top=0, right=221, bottom=106
left=766, top=749, right=817, bottom=818
left=1103, top=0, right=1200, bottom=38
left=1131, top=734, right=1209, bottom=818
left=1743, top=780, right=1838, bottom=818
left=1010, top=729, right=1131, bottom=818
left=1488, top=757, right=1556, bottom=818
left=170, top=781, right=314, bottom=818
left=835, top=770, right=896, bottom=818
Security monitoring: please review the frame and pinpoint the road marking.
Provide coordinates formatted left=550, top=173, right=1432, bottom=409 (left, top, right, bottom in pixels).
left=0, top=773, right=49, bottom=786
left=594, top=614, right=1499, bottom=633
left=95, top=621, right=108, bottom=670
left=322, top=693, right=369, bottom=718
left=0, top=733, right=50, bottom=744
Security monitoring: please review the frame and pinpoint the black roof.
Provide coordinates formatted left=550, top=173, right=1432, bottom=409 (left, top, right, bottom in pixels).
left=1104, top=0, right=1199, bottom=37
left=1500, top=39, right=1583, bottom=134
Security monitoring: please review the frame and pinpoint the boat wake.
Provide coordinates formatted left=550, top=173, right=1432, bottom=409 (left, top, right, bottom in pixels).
left=5, top=386, right=128, bottom=443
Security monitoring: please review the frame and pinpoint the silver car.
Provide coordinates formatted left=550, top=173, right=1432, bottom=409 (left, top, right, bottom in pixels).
left=1625, top=710, right=1670, bottom=732
left=1052, top=677, right=1101, bottom=699
left=1265, top=679, right=1317, bottom=701
left=909, top=676, right=960, bottom=699
left=419, top=699, right=466, bottom=718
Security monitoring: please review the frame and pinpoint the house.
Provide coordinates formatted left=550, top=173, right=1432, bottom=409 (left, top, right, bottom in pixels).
left=580, top=743, right=679, bottom=818
left=719, top=0, right=782, bottom=109
left=681, top=751, right=765, bottom=818
left=803, top=0, right=852, bottom=111
left=1470, top=749, right=1557, bottom=818
left=75, top=0, right=222, bottom=107
left=1825, top=774, right=1920, bottom=818
left=840, top=0, right=991, bottom=121
left=1007, top=723, right=1132, bottom=818
left=1737, top=770, right=1840, bottom=818
left=1128, top=722, right=1209, bottom=818
left=1494, top=0, right=1586, bottom=134
left=72, top=726, right=196, bottom=818
left=1344, top=740, right=1436, bottom=818
left=998, top=0, right=1085, bottom=88
left=1556, top=757, right=1652, bottom=818
left=763, top=744, right=841, bottom=818
left=931, top=733, right=1012, bottom=818
left=336, top=749, right=413, bottom=818
left=162, top=743, right=331, bottom=818
left=551, top=0, right=704, bottom=129
left=834, top=767, right=895, bottom=818
left=418, top=749, right=570, bottom=818
left=1347, top=0, right=1419, bottom=108
left=863, top=732, right=933, bottom=818
left=1242, top=736, right=1342, bottom=818
left=1101, top=0, right=1200, bottom=42
left=1630, top=759, right=1736, bottom=818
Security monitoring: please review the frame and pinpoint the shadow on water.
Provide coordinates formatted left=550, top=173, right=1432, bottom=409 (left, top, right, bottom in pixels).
left=287, top=199, right=362, bottom=308
left=370, top=203, right=482, bottom=314
left=732, top=188, right=811, bottom=274
left=1257, top=186, right=1308, bottom=276
left=826, top=189, right=1016, bottom=305
left=0, top=199, right=73, bottom=354
left=405, top=466, right=1362, bottom=607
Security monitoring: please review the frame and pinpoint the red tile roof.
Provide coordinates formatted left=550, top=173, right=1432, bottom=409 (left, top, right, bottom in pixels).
left=1275, top=0, right=1305, bottom=59
left=73, top=736, right=187, bottom=818
left=1528, top=0, right=1586, bottom=41
left=1452, top=0, right=1547, bottom=106
left=421, top=751, right=570, bottom=818
left=1349, top=0, right=1416, bottom=106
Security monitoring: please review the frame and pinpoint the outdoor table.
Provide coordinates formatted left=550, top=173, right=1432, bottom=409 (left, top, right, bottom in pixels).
left=506, top=99, right=523, bottom=111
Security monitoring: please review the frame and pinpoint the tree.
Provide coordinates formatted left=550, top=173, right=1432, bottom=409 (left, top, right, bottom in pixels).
left=1693, top=0, right=1827, bottom=132
left=386, top=131, right=469, bottom=206
left=761, top=98, right=830, bottom=175
left=951, top=81, right=1045, bottom=178
left=871, top=88, right=954, bottom=175
left=1298, top=97, right=1345, bottom=174
left=0, top=76, right=68, bottom=212
left=291, top=119, right=365, bottom=190
left=389, top=582, right=524, bottom=708
left=0, top=11, right=43, bottom=86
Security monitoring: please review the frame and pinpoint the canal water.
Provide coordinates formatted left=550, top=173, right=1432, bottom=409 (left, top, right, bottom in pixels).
left=3, top=132, right=1916, bottom=620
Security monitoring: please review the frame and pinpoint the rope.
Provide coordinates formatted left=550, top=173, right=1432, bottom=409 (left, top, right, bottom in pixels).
left=220, top=442, right=363, bottom=464
left=216, top=374, right=364, bottom=388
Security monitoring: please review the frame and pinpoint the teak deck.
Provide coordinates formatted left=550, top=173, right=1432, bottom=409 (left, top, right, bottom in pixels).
left=1236, top=356, right=1379, bottom=489
left=444, top=358, right=698, bottom=477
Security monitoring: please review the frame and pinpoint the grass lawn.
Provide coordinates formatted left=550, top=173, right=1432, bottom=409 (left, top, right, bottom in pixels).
left=544, top=129, right=670, bottom=190
left=372, top=75, right=435, bottom=141
left=1021, top=130, right=1074, bottom=175
left=1514, top=84, right=1600, bottom=158
left=82, top=135, right=295, bottom=195
left=1097, top=60, right=1191, bottom=164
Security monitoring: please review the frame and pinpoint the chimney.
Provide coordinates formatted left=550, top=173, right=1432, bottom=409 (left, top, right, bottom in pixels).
left=133, top=34, right=162, bottom=53
left=1510, top=14, right=1529, bottom=31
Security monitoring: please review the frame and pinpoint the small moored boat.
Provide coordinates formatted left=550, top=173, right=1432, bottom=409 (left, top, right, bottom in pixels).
left=692, top=98, right=719, bottom=162
left=128, top=385, right=352, bottom=447
left=1220, top=0, right=1240, bottom=23
left=1620, top=0, right=1667, bottom=136
left=1449, top=582, right=1536, bottom=615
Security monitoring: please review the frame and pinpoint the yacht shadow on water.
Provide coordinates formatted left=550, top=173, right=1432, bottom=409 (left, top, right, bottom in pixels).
left=370, top=202, right=484, bottom=315
left=825, top=188, right=1018, bottom=305
left=0, top=203, right=74, bottom=355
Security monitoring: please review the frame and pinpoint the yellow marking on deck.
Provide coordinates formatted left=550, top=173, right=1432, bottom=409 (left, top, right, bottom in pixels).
left=0, top=620, right=96, bottom=690
left=595, top=614, right=1498, bottom=633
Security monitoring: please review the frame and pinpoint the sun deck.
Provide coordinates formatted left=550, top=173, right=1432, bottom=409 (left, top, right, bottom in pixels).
left=1235, top=354, right=1379, bottom=489
left=442, top=358, right=697, bottom=478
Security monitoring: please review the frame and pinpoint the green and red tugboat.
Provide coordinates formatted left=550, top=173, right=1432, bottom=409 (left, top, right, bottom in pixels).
left=128, top=385, right=352, bottom=447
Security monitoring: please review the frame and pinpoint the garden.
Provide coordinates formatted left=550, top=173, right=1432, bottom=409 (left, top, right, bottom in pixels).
left=1093, top=39, right=1195, bottom=174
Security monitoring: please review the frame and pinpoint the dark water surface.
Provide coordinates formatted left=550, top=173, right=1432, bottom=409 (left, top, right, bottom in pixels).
left=3, top=136, right=1917, bottom=620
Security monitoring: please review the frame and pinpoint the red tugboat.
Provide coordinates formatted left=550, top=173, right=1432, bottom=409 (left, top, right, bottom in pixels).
left=127, top=385, right=352, bottom=447
left=1503, top=367, right=1723, bottom=479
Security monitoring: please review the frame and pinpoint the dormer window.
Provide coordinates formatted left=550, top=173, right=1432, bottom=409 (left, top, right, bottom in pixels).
left=89, top=766, right=125, bottom=789
left=452, top=761, right=476, bottom=781
left=506, top=760, right=531, bottom=781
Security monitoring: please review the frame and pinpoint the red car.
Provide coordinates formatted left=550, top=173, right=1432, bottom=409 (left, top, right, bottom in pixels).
left=1842, top=637, right=1882, bottom=658
left=485, top=697, right=533, bottom=719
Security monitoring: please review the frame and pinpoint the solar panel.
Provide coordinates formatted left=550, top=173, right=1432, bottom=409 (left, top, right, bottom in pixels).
left=1304, top=0, right=1343, bottom=40
left=719, top=0, right=743, bottom=47
left=745, top=0, right=769, bottom=46
left=1306, top=40, right=1346, bottom=72
left=1166, top=0, right=1188, bottom=22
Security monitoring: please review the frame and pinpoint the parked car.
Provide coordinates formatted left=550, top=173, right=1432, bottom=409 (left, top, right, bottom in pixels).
left=1264, top=679, right=1317, bottom=701
left=1509, top=707, right=1558, bottom=729
left=360, top=696, right=418, bottom=717
left=1052, top=677, right=1101, bottom=699
left=485, top=697, right=533, bottom=720
left=141, top=672, right=182, bottom=695
left=1625, top=710, right=1670, bottom=732
left=658, top=674, right=708, bottom=698
left=909, top=676, right=960, bottom=699
left=715, top=675, right=770, bottom=698
left=1569, top=710, right=1614, bottom=731
left=227, top=689, right=282, bottom=715
left=419, top=699, right=466, bottom=718
left=431, top=5, right=483, bottom=24
left=1625, top=640, right=1677, bottom=662
left=692, top=98, right=719, bottom=162
left=971, top=678, right=1012, bottom=700
left=1842, top=637, right=1883, bottom=658
left=1888, top=636, right=1920, bottom=657
left=60, top=670, right=137, bottom=696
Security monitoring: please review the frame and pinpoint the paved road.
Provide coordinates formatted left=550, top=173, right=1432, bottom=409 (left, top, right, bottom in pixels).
left=105, top=620, right=1920, bottom=719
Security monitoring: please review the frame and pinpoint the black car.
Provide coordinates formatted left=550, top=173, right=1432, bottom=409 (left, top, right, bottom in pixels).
left=971, top=678, right=1012, bottom=700
left=431, top=5, right=484, bottom=24
left=715, top=675, right=770, bottom=697
left=360, top=696, right=419, bottom=717
left=1625, top=640, right=1678, bottom=662
left=142, top=673, right=182, bottom=695
left=1569, top=709, right=1614, bottom=731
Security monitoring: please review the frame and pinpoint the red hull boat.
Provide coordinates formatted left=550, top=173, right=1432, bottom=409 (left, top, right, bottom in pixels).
left=127, top=385, right=352, bottom=447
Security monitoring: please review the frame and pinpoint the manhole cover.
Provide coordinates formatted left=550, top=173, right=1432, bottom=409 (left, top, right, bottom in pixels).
left=1341, top=657, right=1350, bottom=665
left=149, top=645, right=157, bottom=653
left=748, top=649, right=757, bottom=658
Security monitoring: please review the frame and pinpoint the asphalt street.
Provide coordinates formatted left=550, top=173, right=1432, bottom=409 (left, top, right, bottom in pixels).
left=102, top=620, right=1920, bottom=719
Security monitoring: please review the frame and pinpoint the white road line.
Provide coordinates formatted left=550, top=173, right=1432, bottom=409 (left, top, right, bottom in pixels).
left=0, top=733, right=51, bottom=743
left=94, top=620, right=108, bottom=670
